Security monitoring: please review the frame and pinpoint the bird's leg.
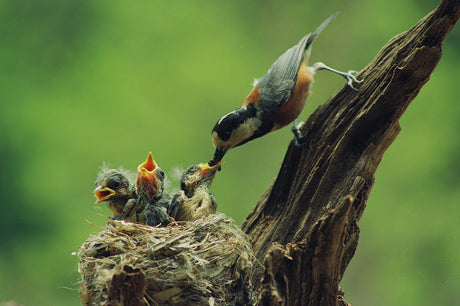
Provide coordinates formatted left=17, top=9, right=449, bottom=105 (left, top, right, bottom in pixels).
left=311, top=62, right=363, bottom=90
left=291, top=118, right=305, bottom=147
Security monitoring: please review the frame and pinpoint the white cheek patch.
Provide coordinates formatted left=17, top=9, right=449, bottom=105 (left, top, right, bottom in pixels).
left=212, top=117, right=262, bottom=150
left=229, top=117, right=262, bottom=147
left=211, top=131, right=221, bottom=148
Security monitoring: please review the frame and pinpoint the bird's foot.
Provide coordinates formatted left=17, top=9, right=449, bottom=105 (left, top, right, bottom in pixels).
left=311, top=62, right=363, bottom=90
left=167, top=217, right=180, bottom=226
left=291, top=119, right=305, bottom=147
left=342, top=70, right=363, bottom=90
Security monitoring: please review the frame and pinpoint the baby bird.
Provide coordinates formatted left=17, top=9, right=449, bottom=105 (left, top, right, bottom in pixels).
left=169, top=161, right=223, bottom=222
left=121, top=152, right=171, bottom=226
left=94, top=168, right=136, bottom=219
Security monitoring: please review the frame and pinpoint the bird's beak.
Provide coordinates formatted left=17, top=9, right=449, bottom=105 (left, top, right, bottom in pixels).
left=138, top=151, right=158, bottom=173
left=94, top=185, right=116, bottom=204
left=210, top=148, right=227, bottom=166
left=137, top=151, right=159, bottom=187
left=200, top=161, right=224, bottom=175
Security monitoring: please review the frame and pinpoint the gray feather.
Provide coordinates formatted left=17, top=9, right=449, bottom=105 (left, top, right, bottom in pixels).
left=144, top=204, right=170, bottom=226
left=257, top=12, right=339, bottom=114
left=168, top=191, right=186, bottom=219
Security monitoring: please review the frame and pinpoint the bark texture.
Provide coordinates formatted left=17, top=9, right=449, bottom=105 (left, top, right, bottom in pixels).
left=241, top=0, right=459, bottom=304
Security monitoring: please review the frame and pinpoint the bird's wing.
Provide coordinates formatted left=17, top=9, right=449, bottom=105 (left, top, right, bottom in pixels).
left=257, top=34, right=311, bottom=113
left=153, top=192, right=172, bottom=209
left=168, top=191, right=186, bottom=219
left=209, top=193, right=217, bottom=211
left=257, top=13, right=339, bottom=114
left=144, top=204, right=170, bottom=226
left=120, top=198, right=137, bottom=220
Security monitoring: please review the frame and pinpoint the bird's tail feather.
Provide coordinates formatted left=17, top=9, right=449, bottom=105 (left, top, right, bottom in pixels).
left=302, top=12, right=340, bottom=60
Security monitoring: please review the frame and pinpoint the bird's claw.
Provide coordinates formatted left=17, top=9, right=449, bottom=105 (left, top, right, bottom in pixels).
left=294, top=136, right=305, bottom=147
left=344, top=70, right=363, bottom=91
left=311, top=62, right=363, bottom=91
left=291, top=119, right=306, bottom=147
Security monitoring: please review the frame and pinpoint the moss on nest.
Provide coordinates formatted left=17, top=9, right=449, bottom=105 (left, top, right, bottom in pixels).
left=78, top=213, right=255, bottom=305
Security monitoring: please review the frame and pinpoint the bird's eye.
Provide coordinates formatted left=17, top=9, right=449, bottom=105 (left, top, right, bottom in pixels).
left=157, top=168, right=165, bottom=180
left=108, top=178, right=121, bottom=189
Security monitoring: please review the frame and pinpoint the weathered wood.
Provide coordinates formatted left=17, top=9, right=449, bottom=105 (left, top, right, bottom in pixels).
left=241, top=0, right=459, bottom=304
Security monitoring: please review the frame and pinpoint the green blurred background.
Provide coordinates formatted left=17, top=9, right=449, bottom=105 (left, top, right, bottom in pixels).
left=0, top=0, right=458, bottom=305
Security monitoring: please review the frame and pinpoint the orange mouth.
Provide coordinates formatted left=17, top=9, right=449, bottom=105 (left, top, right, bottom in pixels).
left=137, top=169, right=157, bottom=189
left=94, top=186, right=116, bottom=203
left=138, top=152, right=158, bottom=172
left=136, top=152, right=161, bottom=199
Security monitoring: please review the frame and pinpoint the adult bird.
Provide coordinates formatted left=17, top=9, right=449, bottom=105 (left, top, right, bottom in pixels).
left=94, top=168, right=136, bottom=219
left=210, top=13, right=361, bottom=165
left=169, top=161, right=223, bottom=222
left=121, top=152, right=171, bottom=226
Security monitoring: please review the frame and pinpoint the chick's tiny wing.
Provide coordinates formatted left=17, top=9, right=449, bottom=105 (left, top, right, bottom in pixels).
left=168, top=191, right=187, bottom=219
left=144, top=204, right=170, bottom=227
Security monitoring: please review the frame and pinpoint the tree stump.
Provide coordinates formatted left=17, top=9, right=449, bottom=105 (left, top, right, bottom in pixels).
left=241, top=0, right=459, bottom=304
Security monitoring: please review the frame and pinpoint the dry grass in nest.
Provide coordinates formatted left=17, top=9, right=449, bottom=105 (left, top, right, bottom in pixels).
left=78, top=213, right=255, bottom=305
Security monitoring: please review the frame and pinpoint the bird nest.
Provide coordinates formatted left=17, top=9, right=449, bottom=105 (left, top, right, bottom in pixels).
left=78, top=213, right=255, bottom=305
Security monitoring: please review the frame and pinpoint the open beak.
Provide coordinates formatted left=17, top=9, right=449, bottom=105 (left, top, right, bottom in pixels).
left=138, top=152, right=158, bottom=173
left=137, top=151, right=159, bottom=189
left=200, top=161, right=224, bottom=175
left=94, top=185, right=116, bottom=204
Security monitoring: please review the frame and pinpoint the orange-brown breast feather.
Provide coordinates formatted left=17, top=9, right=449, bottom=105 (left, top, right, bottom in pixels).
left=264, top=64, right=313, bottom=129
left=242, top=85, right=260, bottom=106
